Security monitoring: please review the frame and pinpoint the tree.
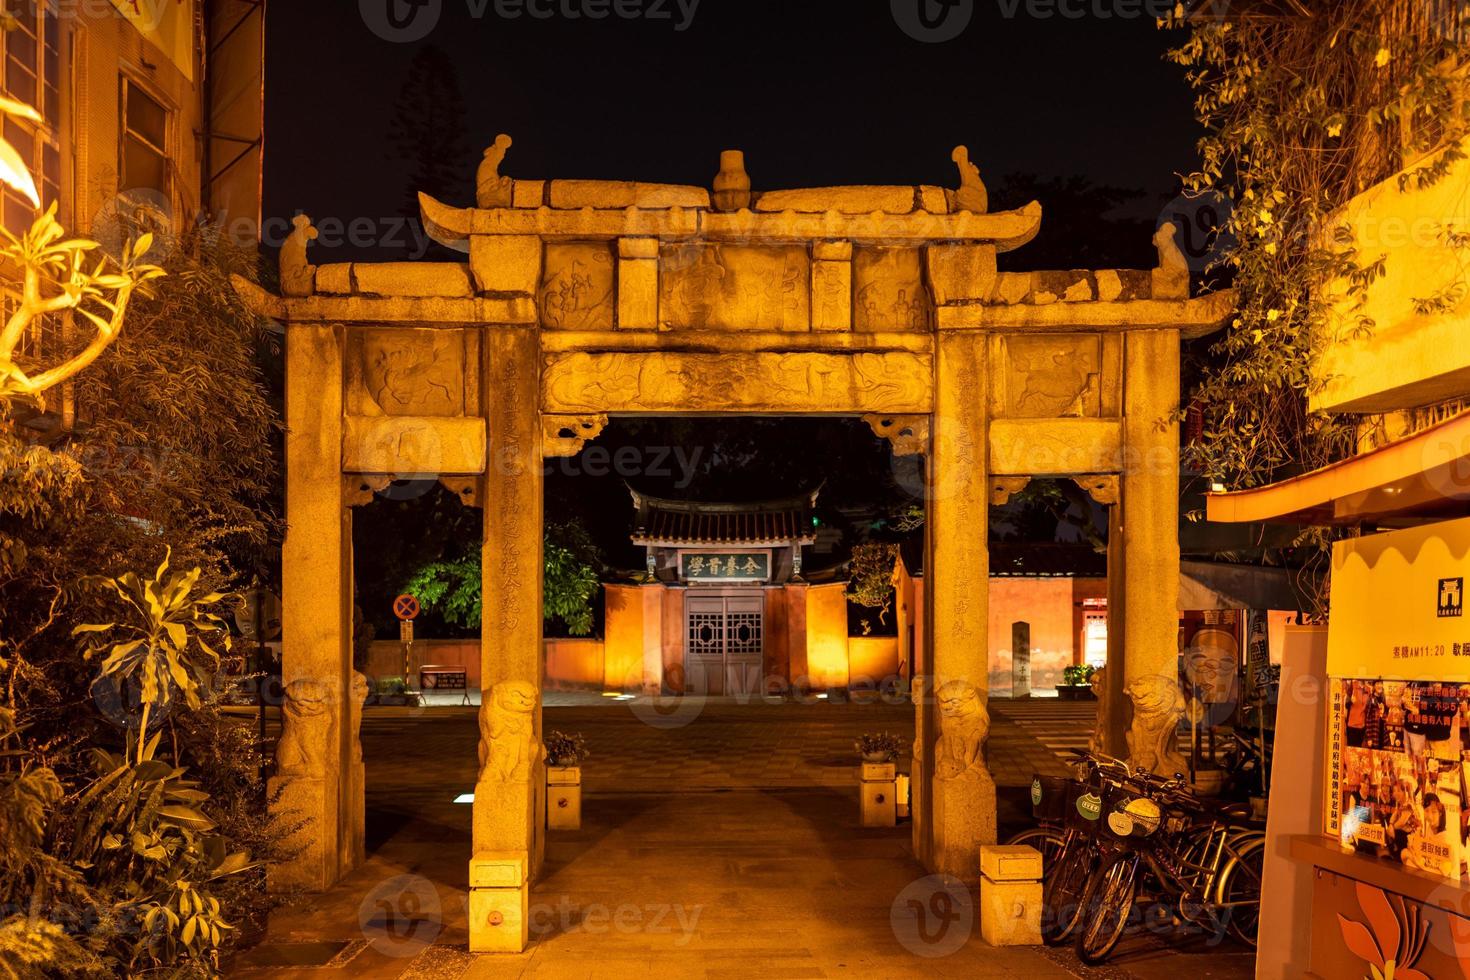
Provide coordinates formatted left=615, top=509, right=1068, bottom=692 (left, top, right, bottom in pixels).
left=385, top=45, right=471, bottom=259
left=403, top=521, right=604, bottom=637
left=1166, top=3, right=1467, bottom=492
left=0, top=220, right=284, bottom=973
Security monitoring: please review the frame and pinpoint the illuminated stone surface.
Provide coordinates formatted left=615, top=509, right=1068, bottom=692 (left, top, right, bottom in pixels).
left=242, top=150, right=1234, bottom=951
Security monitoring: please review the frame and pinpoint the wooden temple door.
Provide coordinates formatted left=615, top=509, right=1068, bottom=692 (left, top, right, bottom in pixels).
left=684, top=592, right=764, bottom=696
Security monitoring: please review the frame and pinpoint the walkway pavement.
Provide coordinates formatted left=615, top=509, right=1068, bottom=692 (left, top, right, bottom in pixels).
left=226, top=698, right=1253, bottom=979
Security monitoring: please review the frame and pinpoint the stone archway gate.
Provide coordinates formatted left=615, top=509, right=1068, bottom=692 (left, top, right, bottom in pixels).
left=236, top=141, right=1233, bottom=953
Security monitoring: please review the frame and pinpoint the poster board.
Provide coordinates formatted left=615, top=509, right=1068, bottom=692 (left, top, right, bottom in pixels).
left=1325, top=517, right=1470, bottom=884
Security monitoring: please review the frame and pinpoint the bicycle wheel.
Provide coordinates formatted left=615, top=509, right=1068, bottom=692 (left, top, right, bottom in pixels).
left=1004, top=826, right=1066, bottom=872
left=1074, top=851, right=1140, bottom=965
left=1042, top=839, right=1094, bottom=945
left=1215, top=836, right=1265, bottom=947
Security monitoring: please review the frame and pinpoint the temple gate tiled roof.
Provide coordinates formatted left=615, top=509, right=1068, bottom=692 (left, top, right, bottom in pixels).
left=629, top=486, right=819, bottom=547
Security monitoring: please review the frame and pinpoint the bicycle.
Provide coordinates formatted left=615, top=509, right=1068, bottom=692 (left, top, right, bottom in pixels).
left=1072, top=769, right=1265, bottom=964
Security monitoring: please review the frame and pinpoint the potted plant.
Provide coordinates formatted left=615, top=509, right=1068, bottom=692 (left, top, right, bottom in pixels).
left=1058, top=664, right=1097, bottom=701
left=856, top=733, right=904, bottom=827
left=544, top=731, right=587, bottom=830
left=855, top=732, right=904, bottom=763
left=371, top=675, right=421, bottom=707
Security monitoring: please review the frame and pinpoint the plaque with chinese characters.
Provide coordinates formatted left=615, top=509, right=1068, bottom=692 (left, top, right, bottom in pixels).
left=680, top=552, right=770, bottom=582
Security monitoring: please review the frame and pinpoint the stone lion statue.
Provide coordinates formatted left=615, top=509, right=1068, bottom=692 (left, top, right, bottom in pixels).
left=277, top=678, right=331, bottom=776
left=1125, top=674, right=1187, bottom=776
left=933, top=680, right=989, bottom=781
left=1088, top=665, right=1109, bottom=755
left=478, top=680, right=541, bottom=784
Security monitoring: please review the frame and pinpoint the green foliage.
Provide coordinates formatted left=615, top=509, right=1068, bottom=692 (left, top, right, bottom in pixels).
left=846, top=542, right=899, bottom=622
left=543, top=522, right=601, bottom=637
left=0, top=222, right=283, bottom=976
left=404, top=521, right=603, bottom=637
left=854, top=732, right=904, bottom=762
left=1063, top=664, right=1096, bottom=687
left=1165, top=4, right=1468, bottom=492
left=75, top=549, right=235, bottom=764
left=403, top=555, right=481, bottom=632
left=543, top=731, right=589, bottom=767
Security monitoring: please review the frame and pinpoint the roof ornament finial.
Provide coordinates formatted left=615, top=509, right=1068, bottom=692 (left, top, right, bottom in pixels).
left=1152, top=220, right=1191, bottom=299
left=280, top=213, right=317, bottom=297
left=712, top=149, right=752, bottom=212
left=477, top=134, right=514, bottom=208
left=949, top=146, right=989, bottom=214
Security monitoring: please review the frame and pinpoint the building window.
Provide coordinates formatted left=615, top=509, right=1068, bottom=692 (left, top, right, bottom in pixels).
left=0, top=5, right=60, bottom=233
left=120, top=77, right=170, bottom=198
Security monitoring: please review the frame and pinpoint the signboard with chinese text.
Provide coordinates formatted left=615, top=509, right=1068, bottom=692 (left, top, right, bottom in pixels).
left=1327, top=516, right=1470, bottom=680
left=679, top=552, right=770, bottom=583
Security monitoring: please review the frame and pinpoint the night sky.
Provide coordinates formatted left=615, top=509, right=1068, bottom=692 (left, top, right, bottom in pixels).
left=283, top=2, right=1199, bottom=629
left=263, top=1, right=1200, bottom=263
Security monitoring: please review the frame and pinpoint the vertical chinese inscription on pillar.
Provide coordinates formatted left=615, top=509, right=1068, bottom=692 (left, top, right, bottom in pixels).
left=495, top=345, right=524, bottom=634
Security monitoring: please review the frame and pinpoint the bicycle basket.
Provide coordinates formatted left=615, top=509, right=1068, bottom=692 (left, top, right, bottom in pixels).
left=1069, top=782, right=1106, bottom=830
left=1030, top=774, right=1072, bottom=821
left=1103, top=784, right=1164, bottom=840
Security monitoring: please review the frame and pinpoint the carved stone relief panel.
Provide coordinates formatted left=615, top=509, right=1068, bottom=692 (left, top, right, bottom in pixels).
left=543, top=351, right=932, bottom=414
left=658, top=243, right=810, bottom=331
left=347, top=327, right=472, bottom=417
left=540, top=242, right=615, bottom=330
left=1002, top=334, right=1102, bottom=419
left=854, top=247, right=930, bottom=331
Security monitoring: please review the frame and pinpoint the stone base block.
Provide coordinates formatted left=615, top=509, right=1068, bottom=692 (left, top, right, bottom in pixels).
left=896, top=773, right=911, bottom=819
left=468, top=884, right=529, bottom=953
left=979, top=875, right=1042, bottom=947
left=267, top=774, right=336, bottom=893
left=547, top=782, right=581, bottom=830
left=860, top=779, right=897, bottom=827
left=468, top=850, right=529, bottom=953
left=980, top=844, right=1043, bottom=882
left=860, top=762, right=897, bottom=782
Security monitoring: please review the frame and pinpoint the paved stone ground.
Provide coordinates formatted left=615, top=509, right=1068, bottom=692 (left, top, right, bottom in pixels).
left=226, top=699, right=1253, bottom=979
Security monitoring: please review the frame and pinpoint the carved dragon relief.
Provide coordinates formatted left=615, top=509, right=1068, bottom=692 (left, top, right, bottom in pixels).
left=1072, top=474, right=1119, bottom=505
left=543, top=351, right=931, bottom=414
left=543, top=414, right=608, bottom=457
left=863, top=414, right=929, bottom=457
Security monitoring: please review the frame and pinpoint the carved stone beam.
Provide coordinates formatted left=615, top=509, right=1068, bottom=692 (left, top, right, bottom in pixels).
left=543, top=414, right=609, bottom=458
left=990, top=476, right=1030, bottom=506
left=1072, top=474, right=1120, bottom=506
left=863, top=414, right=929, bottom=457
left=345, top=475, right=392, bottom=507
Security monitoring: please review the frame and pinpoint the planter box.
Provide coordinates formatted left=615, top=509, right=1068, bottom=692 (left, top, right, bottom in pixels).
left=1055, top=684, right=1097, bottom=702
left=547, top=766, right=581, bottom=830
left=859, top=762, right=898, bottom=827
left=860, top=761, right=897, bottom=782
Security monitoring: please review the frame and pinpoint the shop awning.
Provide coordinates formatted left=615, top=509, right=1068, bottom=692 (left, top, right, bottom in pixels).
left=1205, top=412, right=1470, bottom=526
left=1180, top=560, right=1306, bottom=611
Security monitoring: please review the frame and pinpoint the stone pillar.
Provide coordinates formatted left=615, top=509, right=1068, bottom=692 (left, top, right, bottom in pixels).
left=472, top=325, right=544, bottom=953
left=1011, top=622, right=1031, bottom=698
left=920, top=330, right=995, bottom=879
left=1120, top=328, right=1183, bottom=774
left=639, top=583, right=664, bottom=695
left=270, top=321, right=355, bottom=893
